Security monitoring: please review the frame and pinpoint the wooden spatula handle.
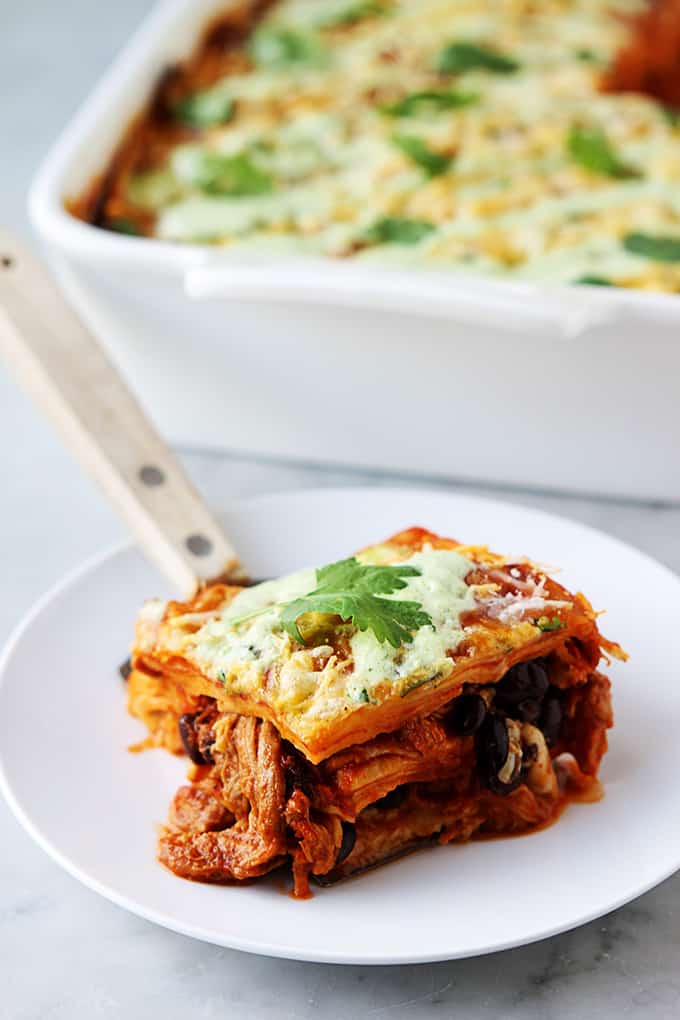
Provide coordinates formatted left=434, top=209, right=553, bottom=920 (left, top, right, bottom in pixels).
left=0, top=230, right=244, bottom=596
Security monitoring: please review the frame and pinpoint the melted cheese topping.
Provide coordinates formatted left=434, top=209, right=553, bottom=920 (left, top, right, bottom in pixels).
left=125, top=0, right=680, bottom=291
left=192, top=549, right=476, bottom=713
left=347, top=548, right=475, bottom=697
left=173, top=543, right=574, bottom=751
left=132, top=526, right=600, bottom=758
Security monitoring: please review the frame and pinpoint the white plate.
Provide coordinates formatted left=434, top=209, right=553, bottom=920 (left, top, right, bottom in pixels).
left=1, top=487, right=680, bottom=965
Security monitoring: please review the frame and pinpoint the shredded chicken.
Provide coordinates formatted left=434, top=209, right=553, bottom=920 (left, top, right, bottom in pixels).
left=159, top=717, right=287, bottom=882
left=559, top=673, right=613, bottom=776
left=146, top=669, right=611, bottom=895
left=285, top=789, right=343, bottom=879
left=169, top=782, right=234, bottom=834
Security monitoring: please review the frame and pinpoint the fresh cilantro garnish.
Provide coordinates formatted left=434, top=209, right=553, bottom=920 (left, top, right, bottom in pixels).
left=205, top=153, right=274, bottom=196
left=172, top=146, right=274, bottom=196
left=536, top=615, right=564, bottom=632
left=355, top=688, right=370, bottom=703
left=575, top=48, right=598, bottom=63
left=438, top=41, right=519, bottom=75
left=381, top=89, right=479, bottom=117
left=173, top=88, right=234, bottom=128
left=392, top=134, right=452, bottom=176
left=322, top=1, right=388, bottom=26
left=107, top=218, right=140, bottom=236
left=574, top=275, right=614, bottom=287
left=623, top=232, right=680, bottom=263
left=365, top=216, right=436, bottom=245
left=233, top=558, right=432, bottom=648
left=567, top=126, right=639, bottom=179
left=249, top=27, right=327, bottom=69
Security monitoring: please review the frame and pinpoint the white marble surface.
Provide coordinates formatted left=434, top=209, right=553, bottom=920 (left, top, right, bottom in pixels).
left=3, top=3, right=680, bottom=1017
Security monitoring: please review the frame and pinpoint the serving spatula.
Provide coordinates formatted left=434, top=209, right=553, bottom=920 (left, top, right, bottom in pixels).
left=0, top=229, right=245, bottom=596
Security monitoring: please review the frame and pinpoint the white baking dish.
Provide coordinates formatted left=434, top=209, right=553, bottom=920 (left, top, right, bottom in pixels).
left=29, top=0, right=680, bottom=500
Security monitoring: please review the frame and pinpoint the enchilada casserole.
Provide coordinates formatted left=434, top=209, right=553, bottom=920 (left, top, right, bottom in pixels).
left=127, top=527, right=624, bottom=896
left=73, top=0, right=680, bottom=291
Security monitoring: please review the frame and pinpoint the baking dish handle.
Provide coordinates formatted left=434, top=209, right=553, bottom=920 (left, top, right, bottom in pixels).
left=184, top=261, right=620, bottom=339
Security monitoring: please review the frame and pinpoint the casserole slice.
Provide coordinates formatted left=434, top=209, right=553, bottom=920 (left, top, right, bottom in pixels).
left=128, top=527, right=624, bottom=895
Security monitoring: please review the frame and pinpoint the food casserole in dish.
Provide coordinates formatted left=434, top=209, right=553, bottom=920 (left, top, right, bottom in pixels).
left=127, top=526, right=624, bottom=896
left=77, top=0, right=680, bottom=291
left=29, top=0, right=680, bottom=498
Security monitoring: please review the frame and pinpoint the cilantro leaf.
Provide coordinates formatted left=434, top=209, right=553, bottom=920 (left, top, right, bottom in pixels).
left=567, top=126, right=639, bottom=179
left=392, top=134, right=453, bottom=176
left=249, top=27, right=327, bottom=69
left=438, top=41, right=519, bottom=75
left=173, top=88, right=235, bottom=128
left=321, top=1, right=388, bottom=26
left=365, top=216, right=435, bottom=245
left=278, top=558, right=433, bottom=648
left=623, top=232, right=680, bottom=263
left=574, top=275, right=614, bottom=287
left=204, top=153, right=274, bottom=196
left=381, top=89, right=479, bottom=117
left=172, top=146, right=274, bottom=196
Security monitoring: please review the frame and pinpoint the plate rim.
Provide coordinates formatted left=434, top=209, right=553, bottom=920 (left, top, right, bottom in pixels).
left=2, top=485, right=680, bottom=965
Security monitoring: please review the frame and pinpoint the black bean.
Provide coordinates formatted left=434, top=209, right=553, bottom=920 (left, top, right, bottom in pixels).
left=475, top=713, right=509, bottom=774
left=495, top=659, right=549, bottom=715
left=118, top=657, right=132, bottom=681
left=446, top=693, right=487, bottom=736
left=540, top=693, right=563, bottom=746
left=513, top=698, right=542, bottom=724
left=178, top=713, right=208, bottom=765
left=336, top=822, right=356, bottom=865
left=475, top=714, right=526, bottom=796
left=372, top=785, right=408, bottom=810
left=485, top=768, right=524, bottom=797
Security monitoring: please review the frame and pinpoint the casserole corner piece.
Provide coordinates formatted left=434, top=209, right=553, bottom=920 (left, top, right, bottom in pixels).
left=127, top=527, right=625, bottom=897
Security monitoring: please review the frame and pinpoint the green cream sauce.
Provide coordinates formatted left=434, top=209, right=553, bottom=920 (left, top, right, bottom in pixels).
left=193, top=566, right=317, bottom=679
left=348, top=549, right=476, bottom=699
left=192, top=548, right=476, bottom=698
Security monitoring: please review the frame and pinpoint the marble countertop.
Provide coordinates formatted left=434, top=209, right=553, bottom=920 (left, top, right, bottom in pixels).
left=3, top=3, right=680, bottom=1017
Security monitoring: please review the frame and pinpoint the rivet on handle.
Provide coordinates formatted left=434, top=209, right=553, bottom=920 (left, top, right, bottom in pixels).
left=1, top=255, right=14, bottom=269
left=139, top=464, right=165, bottom=486
left=186, top=534, right=213, bottom=557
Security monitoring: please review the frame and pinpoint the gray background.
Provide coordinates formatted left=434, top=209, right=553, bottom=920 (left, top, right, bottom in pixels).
left=2, top=3, right=680, bottom=1017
